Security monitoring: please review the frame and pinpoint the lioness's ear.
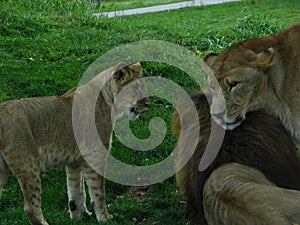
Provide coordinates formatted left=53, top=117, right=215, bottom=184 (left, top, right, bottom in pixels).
left=203, top=51, right=218, bottom=68
left=203, top=51, right=218, bottom=74
left=256, top=47, right=275, bottom=69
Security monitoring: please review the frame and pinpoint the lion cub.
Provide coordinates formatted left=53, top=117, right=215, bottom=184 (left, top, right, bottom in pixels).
left=0, top=62, right=149, bottom=225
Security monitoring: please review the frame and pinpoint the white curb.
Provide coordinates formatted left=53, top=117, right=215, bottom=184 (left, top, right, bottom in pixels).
left=93, top=0, right=241, bottom=18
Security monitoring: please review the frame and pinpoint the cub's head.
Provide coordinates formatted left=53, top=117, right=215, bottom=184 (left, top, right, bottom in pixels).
left=113, top=62, right=150, bottom=120
left=203, top=43, right=275, bottom=130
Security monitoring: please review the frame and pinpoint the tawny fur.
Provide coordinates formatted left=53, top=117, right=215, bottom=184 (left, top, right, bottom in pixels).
left=204, top=163, right=300, bottom=225
left=0, top=62, right=149, bottom=225
left=173, top=93, right=300, bottom=225
left=203, top=24, right=300, bottom=145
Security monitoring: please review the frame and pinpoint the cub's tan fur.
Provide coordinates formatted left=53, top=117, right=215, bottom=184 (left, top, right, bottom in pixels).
left=203, top=24, right=300, bottom=145
left=173, top=93, right=300, bottom=225
left=0, top=62, right=149, bottom=225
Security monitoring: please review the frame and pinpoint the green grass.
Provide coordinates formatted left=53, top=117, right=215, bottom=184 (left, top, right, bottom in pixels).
left=0, top=0, right=300, bottom=224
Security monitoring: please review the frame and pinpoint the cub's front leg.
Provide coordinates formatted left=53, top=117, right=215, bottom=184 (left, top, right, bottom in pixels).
left=83, top=165, right=113, bottom=222
left=66, top=165, right=91, bottom=219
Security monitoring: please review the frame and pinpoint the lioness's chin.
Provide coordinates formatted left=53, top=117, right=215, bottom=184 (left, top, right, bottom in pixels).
left=212, top=115, right=244, bottom=130
left=225, top=117, right=244, bottom=130
left=225, top=121, right=242, bottom=130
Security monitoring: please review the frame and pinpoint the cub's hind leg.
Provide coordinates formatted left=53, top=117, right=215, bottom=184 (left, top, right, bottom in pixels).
left=18, top=173, right=48, bottom=225
left=3, top=143, right=48, bottom=225
left=83, top=165, right=112, bottom=222
left=66, top=165, right=91, bottom=220
left=0, top=154, right=8, bottom=200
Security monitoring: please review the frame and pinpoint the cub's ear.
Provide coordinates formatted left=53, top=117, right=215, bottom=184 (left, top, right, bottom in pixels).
left=255, top=47, right=275, bottom=69
left=113, top=62, right=131, bottom=84
left=113, top=62, right=143, bottom=84
left=129, top=62, right=142, bottom=77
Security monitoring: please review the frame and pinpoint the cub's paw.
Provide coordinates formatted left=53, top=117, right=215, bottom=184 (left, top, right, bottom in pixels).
left=97, top=213, right=113, bottom=222
left=68, top=200, right=92, bottom=220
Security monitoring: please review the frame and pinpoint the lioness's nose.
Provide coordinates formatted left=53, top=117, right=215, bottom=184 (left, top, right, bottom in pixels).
left=212, top=111, right=226, bottom=120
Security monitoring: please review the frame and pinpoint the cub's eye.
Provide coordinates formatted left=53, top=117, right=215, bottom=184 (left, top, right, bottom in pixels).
left=229, top=81, right=240, bottom=91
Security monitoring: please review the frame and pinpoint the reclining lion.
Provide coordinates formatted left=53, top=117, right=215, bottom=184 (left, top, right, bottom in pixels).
left=173, top=93, right=300, bottom=225
left=204, top=163, right=300, bottom=225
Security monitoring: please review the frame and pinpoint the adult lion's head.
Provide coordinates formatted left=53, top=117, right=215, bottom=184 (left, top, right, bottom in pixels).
left=203, top=43, right=275, bottom=130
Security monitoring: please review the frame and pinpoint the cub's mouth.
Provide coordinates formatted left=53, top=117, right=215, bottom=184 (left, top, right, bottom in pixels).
left=128, top=106, right=149, bottom=121
left=130, top=106, right=149, bottom=115
left=128, top=98, right=150, bottom=120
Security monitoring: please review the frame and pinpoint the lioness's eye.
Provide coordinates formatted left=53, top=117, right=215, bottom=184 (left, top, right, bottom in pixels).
left=229, top=81, right=240, bottom=91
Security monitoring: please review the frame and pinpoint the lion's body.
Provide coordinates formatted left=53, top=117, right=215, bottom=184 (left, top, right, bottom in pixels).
left=0, top=62, right=149, bottom=225
left=203, top=24, right=300, bottom=145
left=173, top=93, right=300, bottom=225
left=204, top=163, right=300, bottom=225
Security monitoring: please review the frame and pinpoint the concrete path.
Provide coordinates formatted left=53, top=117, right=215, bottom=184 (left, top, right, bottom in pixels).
left=94, top=0, right=241, bottom=18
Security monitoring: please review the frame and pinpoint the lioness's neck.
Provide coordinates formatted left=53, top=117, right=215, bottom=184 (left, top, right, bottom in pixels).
left=264, top=47, right=300, bottom=145
left=265, top=65, right=289, bottom=123
left=264, top=88, right=300, bottom=145
left=267, top=53, right=285, bottom=98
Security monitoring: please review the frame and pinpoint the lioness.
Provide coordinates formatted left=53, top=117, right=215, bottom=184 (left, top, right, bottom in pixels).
left=203, top=24, right=300, bottom=145
left=0, top=62, right=150, bottom=225
left=173, top=93, right=300, bottom=225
